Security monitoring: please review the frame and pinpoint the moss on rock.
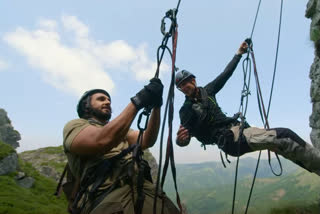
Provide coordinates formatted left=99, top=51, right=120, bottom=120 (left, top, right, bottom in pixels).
left=0, top=141, right=15, bottom=160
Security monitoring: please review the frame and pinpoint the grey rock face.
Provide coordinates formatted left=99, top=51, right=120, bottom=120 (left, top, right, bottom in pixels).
left=307, top=0, right=320, bottom=149
left=0, top=153, right=18, bottom=175
left=0, top=109, right=20, bottom=149
left=310, top=129, right=320, bottom=150
left=20, top=148, right=67, bottom=182
left=15, top=171, right=26, bottom=180
left=40, top=166, right=59, bottom=180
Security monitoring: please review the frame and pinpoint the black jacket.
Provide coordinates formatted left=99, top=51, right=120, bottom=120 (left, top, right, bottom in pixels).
left=179, top=54, right=242, bottom=145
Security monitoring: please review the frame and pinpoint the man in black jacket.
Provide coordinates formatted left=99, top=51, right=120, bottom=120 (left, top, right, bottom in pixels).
left=175, top=41, right=320, bottom=176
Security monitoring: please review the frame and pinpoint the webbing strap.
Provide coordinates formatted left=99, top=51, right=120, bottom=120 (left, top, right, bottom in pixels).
left=134, top=113, right=149, bottom=214
left=73, top=144, right=137, bottom=213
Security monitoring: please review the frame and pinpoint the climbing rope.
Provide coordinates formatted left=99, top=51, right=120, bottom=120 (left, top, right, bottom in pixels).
left=245, top=1, right=284, bottom=213
left=232, top=0, right=284, bottom=214
left=133, top=2, right=183, bottom=214
left=231, top=0, right=262, bottom=211
left=143, top=1, right=183, bottom=214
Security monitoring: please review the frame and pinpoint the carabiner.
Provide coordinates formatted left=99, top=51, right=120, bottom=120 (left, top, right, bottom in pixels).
left=137, top=108, right=151, bottom=131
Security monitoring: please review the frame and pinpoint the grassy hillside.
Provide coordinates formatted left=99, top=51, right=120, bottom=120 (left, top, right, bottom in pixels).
left=3, top=146, right=319, bottom=214
left=0, top=157, right=68, bottom=214
left=270, top=203, right=320, bottom=214
left=164, top=163, right=320, bottom=214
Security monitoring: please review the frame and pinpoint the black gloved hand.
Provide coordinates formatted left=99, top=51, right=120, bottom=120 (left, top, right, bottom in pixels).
left=145, top=78, right=163, bottom=107
left=131, top=78, right=163, bottom=110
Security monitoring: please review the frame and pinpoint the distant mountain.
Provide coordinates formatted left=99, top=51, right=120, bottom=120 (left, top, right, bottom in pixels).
left=163, top=158, right=320, bottom=214
left=163, top=157, right=299, bottom=191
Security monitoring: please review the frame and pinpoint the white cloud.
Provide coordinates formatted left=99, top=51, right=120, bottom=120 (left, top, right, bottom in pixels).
left=0, top=59, right=9, bottom=71
left=62, top=15, right=89, bottom=38
left=3, top=15, right=167, bottom=97
left=93, top=40, right=137, bottom=68
left=37, top=19, right=57, bottom=31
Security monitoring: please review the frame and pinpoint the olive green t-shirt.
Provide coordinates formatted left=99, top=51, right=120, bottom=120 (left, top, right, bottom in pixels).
left=63, top=118, right=133, bottom=182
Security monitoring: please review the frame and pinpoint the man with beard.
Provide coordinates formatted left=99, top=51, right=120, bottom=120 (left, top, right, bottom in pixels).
left=63, top=78, right=179, bottom=214
left=175, top=41, right=320, bottom=176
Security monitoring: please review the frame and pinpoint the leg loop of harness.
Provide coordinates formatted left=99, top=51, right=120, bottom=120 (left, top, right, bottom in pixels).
left=218, top=113, right=248, bottom=167
left=220, top=151, right=226, bottom=168
left=218, top=134, right=232, bottom=167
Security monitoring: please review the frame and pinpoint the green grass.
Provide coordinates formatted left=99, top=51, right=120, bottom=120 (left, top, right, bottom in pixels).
left=270, top=202, right=320, bottom=214
left=20, top=145, right=64, bottom=155
left=311, top=27, right=320, bottom=43
left=0, top=158, right=68, bottom=214
left=41, top=146, right=64, bottom=154
left=40, top=160, right=66, bottom=174
left=0, top=141, right=15, bottom=160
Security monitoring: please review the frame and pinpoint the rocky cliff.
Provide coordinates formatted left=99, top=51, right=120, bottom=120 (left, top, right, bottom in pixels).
left=0, top=108, right=20, bottom=149
left=306, top=0, right=320, bottom=149
left=0, top=141, right=18, bottom=175
left=0, top=109, right=20, bottom=176
left=0, top=108, right=36, bottom=189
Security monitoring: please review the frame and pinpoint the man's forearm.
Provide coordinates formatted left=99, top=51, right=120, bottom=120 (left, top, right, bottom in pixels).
left=97, top=103, right=138, bottom=152
left=205, top=54, right=242, bottom=95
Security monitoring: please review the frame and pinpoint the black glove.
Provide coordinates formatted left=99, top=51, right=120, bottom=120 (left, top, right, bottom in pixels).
left=145, top=78, right=163, bottom=107
left=131, top=78, right=163, bottom=110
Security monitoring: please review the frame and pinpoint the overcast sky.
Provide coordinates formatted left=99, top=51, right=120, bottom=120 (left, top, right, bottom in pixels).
left=1, top=0, right=314, bottom=163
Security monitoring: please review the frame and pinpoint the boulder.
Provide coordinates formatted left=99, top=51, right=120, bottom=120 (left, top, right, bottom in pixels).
left=0, top=152, right=18, bottom=175
left=16, top=176, right=35, bottom=188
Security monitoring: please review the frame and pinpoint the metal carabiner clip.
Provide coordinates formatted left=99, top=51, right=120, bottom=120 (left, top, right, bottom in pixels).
left=161, top=9, right=177, bottom=37
left=137, top=108, right=151, bottom=131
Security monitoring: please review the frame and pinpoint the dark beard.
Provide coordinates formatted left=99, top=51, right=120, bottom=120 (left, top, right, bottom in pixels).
left=90, top=107, right=112, bottom=121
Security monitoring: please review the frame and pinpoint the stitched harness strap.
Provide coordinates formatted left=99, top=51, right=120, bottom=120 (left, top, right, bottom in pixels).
left=73, top=144, right=137, bottom=213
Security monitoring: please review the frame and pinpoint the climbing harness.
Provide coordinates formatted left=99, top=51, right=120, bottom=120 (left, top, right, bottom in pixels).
left=73, top=144, right=140, bottom=214
left=231, top=0, right=284, bottom=214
